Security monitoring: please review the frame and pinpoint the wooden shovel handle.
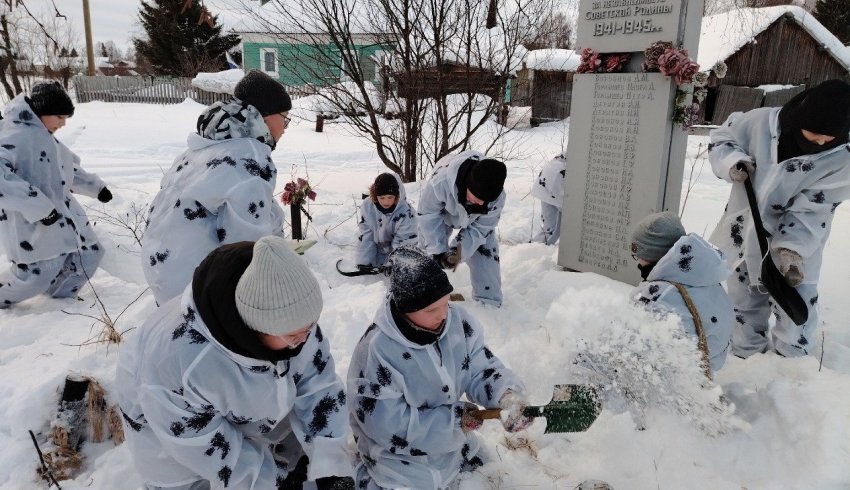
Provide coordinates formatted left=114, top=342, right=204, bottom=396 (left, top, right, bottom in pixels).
left=469, top=408, right=501, bottom=420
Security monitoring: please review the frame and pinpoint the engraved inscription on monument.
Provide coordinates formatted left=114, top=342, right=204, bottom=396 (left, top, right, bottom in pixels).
left=576, top=0, right=682, bottom=52
left=559, top=72, right=674, bottom=284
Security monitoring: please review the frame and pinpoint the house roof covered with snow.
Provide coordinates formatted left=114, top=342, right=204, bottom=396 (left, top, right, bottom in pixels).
left=524, top=49, right=580, bottom=72
left=698, top=6, right=850, bottom=71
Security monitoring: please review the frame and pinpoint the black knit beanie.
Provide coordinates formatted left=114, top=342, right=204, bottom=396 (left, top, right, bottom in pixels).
left=234, top=70, right=292, bottom=116
left=467, top=158, right=507, bottom=203
left=389, top=248, right=453, bottom=313
left=795, top=79, right=850, bottom=137
left=27, top=81, right=74, bottom=117
left=374, top=173, right=399, bottom=196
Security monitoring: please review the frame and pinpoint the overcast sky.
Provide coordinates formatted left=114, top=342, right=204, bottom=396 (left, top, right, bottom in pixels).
left=23, top=0, right=246, bottom=52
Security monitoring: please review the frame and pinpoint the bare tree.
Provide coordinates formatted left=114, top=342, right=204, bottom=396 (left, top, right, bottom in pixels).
left=523, top=12, right=573, bottom=50
left=230, top=0, right=550, bottom=181
left=26, top=13, right=82, bottom=89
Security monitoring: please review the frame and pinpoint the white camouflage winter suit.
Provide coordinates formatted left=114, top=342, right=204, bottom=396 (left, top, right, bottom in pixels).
left=141, top=101, right=285, bottom=305
left=530, top=153, right=567, bottom=245
left=116, top=288, right=351, bottom=489
left=709, top=108, right=850, bottom=357
left=632, top=233, right=734, bottom=372
left=417, top=151, right=505, bottom=305
left=348, top=300, right=524, bottom=489
left=0, top=95, right=105, bottom=306
left=356, top=173, right=418, bottom=267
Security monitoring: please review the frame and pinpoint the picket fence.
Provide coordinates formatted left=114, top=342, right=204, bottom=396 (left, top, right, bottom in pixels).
left=73, top=75, right=312, bottom=105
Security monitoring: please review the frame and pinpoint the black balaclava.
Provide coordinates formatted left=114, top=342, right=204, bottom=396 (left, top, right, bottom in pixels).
left=778, top=80, right=850, bottom=161
left=637, top=262, right=656, bottom=281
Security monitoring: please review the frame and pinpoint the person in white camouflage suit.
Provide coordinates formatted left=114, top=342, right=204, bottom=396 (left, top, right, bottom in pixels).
left=0, top=82, right=113, bottom=308
left=355, top=172, right=417, bottom=269
left=118, top=237, right=355, bottom=489
left=347, top=248, right=532, bottom=490
left=709, top=80, right=850, bottom=357
left=141, top=70, right=290, bottom=305
left=417, top=151, right=507, bottom=306
left=530, top=152, right=567, bottom=245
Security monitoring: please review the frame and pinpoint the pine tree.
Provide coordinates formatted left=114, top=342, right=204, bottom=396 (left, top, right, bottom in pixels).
left=814, top=0, right=850, bottom=45
left=132, top=0, right=240, bottom=77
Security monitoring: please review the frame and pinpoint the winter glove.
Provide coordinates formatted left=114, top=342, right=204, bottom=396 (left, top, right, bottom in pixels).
left=445, top=247, right=461, bottom=267
left=434, top=247, right=461, bottom=270
left=316, top=476, right=355, bottom=490
left=459, top=401, right=483, bottom=433
left=729, top=159, right=756, bottom=183
left=97, top=187, right=112, bottom=203
left=40, top=209, right=61, bottom=226
left=776, top=247, right=804, bottom=287
left=280, top=455, right=309, bottom=487
left=432, top=252, right=452, bottom=270
left=499, top=391, right=533, bottom=433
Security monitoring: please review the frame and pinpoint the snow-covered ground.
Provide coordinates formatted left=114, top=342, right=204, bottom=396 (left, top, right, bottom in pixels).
left=1, top=98, right=849, bottom=489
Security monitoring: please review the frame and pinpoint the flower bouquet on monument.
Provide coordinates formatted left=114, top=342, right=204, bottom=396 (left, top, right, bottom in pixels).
left=280, top=176, right=316, bottom=241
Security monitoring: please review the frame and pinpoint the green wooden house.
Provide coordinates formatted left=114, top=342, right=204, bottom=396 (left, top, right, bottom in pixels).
left=238, top=32, right=388, bottom=88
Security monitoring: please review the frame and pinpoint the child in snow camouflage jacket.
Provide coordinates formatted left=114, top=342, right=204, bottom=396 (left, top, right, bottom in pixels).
left=141, top=70, right=291, bottom=305
left=417, top=151, right=508, bottom=306
left=630, top=212, right=734, bottom=373
left=0, top=82, right=112, bottom=308
left=530, top=152, right=567, bottom=245
left=117, top=237, right=354, bottom=489
left=355, top=172, right=418, bottom=269
left=348, top=247, right=532, bottom=490
left=709, top=79, right=850, bottom=358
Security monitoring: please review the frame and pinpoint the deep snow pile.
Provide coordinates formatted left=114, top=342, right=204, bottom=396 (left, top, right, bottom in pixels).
left=0, top=100, right=848, bottom=489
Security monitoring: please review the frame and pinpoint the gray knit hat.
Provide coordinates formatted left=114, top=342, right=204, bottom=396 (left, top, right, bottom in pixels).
left=235, top=236, right=322, bottom=335
left=630, top=211, right=686, bottom=263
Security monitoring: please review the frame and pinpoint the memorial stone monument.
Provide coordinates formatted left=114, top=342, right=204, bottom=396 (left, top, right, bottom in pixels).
left=558, top=0, right=704, bottom=285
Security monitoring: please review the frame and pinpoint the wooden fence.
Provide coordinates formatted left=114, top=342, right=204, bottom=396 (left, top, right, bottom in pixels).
left=73, top=76, right=313, bottom=105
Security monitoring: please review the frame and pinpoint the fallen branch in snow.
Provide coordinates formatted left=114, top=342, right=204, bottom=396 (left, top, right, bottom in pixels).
left=28, top=430, right=62, bottom=489
left=86, top=201, right=149, bottom=250
left=819, top=331, right=825, bottom=372
left=61, top=287, right=148, bottom=348
left=322, top=196, right=359, bottom=240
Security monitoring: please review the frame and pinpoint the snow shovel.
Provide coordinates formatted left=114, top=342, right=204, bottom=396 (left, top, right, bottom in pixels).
left=737, top=163, right=808, bottom=326
left=335, top=259, right=388, bottom=277
left=470, top=384, right=601, bottom=433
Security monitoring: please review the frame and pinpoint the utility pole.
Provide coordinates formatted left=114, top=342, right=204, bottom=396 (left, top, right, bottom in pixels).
left=82, top=0, right=95, bottom=76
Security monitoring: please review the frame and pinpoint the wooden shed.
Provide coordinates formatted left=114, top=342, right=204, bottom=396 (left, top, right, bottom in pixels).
left=394, top=62, right=507, bottom=100
left=698, top=6, right=850, bottom=124
left=515, top=49, right=580, bottom=126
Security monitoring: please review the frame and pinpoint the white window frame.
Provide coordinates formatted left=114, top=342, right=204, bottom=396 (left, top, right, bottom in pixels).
left=260, top=48, right=279, bottom=76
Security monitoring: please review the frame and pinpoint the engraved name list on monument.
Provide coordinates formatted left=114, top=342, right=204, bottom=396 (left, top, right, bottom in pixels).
left=578, top=74, right=657, bottom=271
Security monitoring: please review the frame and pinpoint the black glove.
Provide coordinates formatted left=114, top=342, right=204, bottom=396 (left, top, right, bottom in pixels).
left=97, top=187, right=112, bottom=203
left=280, top=455, right=309, bottom=487
left=40, top=209, right=61, bottom=226
left=316, top=476, right=355, bottom=490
